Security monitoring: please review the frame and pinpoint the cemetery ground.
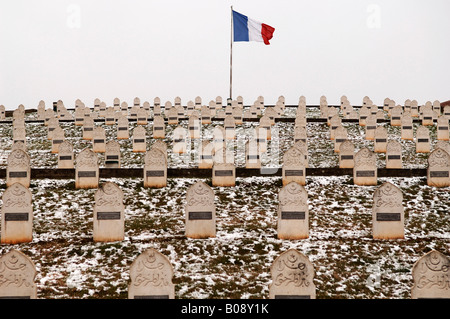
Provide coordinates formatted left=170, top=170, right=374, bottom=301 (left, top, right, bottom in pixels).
left=0, top=107, right=449, bottom=299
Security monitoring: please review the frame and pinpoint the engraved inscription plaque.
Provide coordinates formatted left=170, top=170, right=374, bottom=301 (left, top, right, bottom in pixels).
left=188, top=212, right=213, bottom=220
left=215, top=170, right=233, bottom=176
left=4, top=213, right=29, bottom=221
left=376, top=213, right=401, bottom=221
left=281, top=211, right=305, bottom=220
left=9, top=171, right=27, bottom=178
left=78, top=171, right=96, bottom=178
left=97, top=212, right=121, bottom=220
left=284, top=170, right=303, bottom=176
left=146, top=170, right=165, bottom=177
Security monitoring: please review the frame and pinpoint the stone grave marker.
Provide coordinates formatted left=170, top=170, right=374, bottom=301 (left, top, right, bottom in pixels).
left=133, top=97, right=140, bottom=108
left=195, top=96, right=202, bottom=109
left=245, top=139, right=261, bottom=169
left=74, top=107, right=85, bottom=126
left=116, top=115, right=129, bottom=140
left=213, top=126, right=226, bottom=153
left=121, top=101, right=128, bottom=116
left=265, top=107, right=278, bottom=125
left=259, top=115, right=272, bottom=140
left=198, top=140, right=215, bottom=169
left=359, top=106, right=370, bottom=126
left=1, top=183, right=33, bottom=244
left=255, top=126, right=268, bottom=153
left=411, top=250, right=450, bottom=299
left=215, top=96, right=223, bottom=109
left=329, top=115, right=341, bottom=140
left=365, top=115, right=377, bottom=141
left=58, top=140, right=74, bottom=168
left=188, top=115, right=201, bottom=139
left=105, top=140, right=121, bottom=168
left=201, top=105, right=212, bottom=124
left=0, top=104, right=5, bottom=120
left=401, top=112, right=414, bottom=140
left=93, top=182, right=125, bottom=242
left=334, top=125, right=347, bottom=153
left=354, top=148, right=377, bottom=186
left=432, top=100, right=441, bottom=115
left=421, top=106, right=434, bottom=126
left=153, top=115, right=165, bottom=139
left=282, top=146, right=306, bottom=186
left=390, top=105, right=403, bottom=126
left=167, top=107, right=178, bottom=125
left=224, top=115, right=236, bottom=140
left=437, top=115, right=449, bottom=141
left=47, top=117, right=59, bottom=140
left=154, top=96, right=161, bottom=108
left=82, top=116, right=95, bottom=140
left=427, top=148, right=450, bottom=187
left=176, top=105, right=185, bottom=118
left=75, top=148, right=99, bottom=189
left=277, top=182, right=309, bottom=240
left=339, top=140, right=355, bottom=168
left=105, top=107, right=116, bottom=125
left=185, top=181, right=216, bottom=238
left=212, top=148, right=235, bottom=187
left=172, top=125, right=187, bottom=154
left=12, top=126, right=26, bottom=146
left=386, top=140, right=403, bottom=168
left=269, top=249, right=316, bottom=299
left=143, top=101, right=151, bottom=112
left=232, top=106, right=243, bottom=125
left=128, top=106, right=139, bottom=121
left=443, top=106, right=450, bottom=119
left=186, top=100, right=195, bottom=116
left=92, top=126, right=106, bottom=153
left=416, top=126, right=431, bottom=153
left=293, top=140, right=309, bottom=168
left=0, top=250, right=37, bottom=298
left=6, top=149, right=30, bottom=188
left=132, top=125, right=147, bottom=153
left=372, top=182, right=404, bottom=239
left=152, top=139, right=168, bottom=158
left=11, top=141, right=27, bottom=153
left=128, top=248, right=175, bottom=299
left=136, top=108, right=148, bottom=125
left=410, top=100, right=419, bottom=117
left=374, top=126, right=388, bottom=153
left=144, top=148, right=167, bottom=188
left=434, top=140, right=450, bottom=155
left=51, top=126, right=65, bottom=153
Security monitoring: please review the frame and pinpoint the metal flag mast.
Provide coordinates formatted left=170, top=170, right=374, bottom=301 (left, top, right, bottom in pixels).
left=229, top=5, right=233, bottom=105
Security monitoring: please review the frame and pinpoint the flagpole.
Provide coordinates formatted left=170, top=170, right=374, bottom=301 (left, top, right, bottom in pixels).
left=229, top=5, right=233, bottom=103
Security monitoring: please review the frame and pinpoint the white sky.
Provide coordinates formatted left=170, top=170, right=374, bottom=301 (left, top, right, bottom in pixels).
left=0, top=0, right=449, bottom=110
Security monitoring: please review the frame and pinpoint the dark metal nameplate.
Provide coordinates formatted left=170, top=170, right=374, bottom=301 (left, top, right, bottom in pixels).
left=285, top=170, right=303, bottom=176
left=423, top=117, right=432, bottom=120
left=281, top=211, right=305, bottom=220
left=247, top=155, right=260, bottom=160
left=76, top=118, right=84, bottom=122
left=366, top=126, right=376, bottom=130
left=215, top=170, right=233, bottom=176
left=154, top=127, right=164, bottom=130
left=340, top=155, right=354, bottom=160
left=356, top=170, right=375, bottom=177
left=376, top=213, right=401, bottom=221
left=53, top=140, right=63, bottom=144
left=201, top=155, right=212, bottom=160
left=118, top=127, right=128, bottom=131
left=83, top=127, right=93, bottom=131
left=146, top=170, right=165, bottom=177
left=169, top=117, right=177, bottom=120
left=392, top=117, right=400, bottom=120
left=174, top=139, right=185, bottom=143
left=430, top=171, right=449, bottom=178
left=134, top=139, right=145, bottom=143
left=106, top=155, right=119, bottom=160
left=137, top=118, right=147, bottom=121
left=402, top=126, right=412, bottom=130
left=59, top=156, right=72, bottom=161
left=388, top=155, right=401, bottom=160
left=335, top=139, right=346, bottom=143
left=189, top=126, right=199, bottom=130
left=9, top=171, right=27, bottom=178
left=4, top=213, right=29, bottom=221
left=418, top=139, right=429, bottom=143
left=94, top=139, right=104, bottom=143
left=438, top=126, right=448, bottom=130
left=189, top=211, right=213, bottom=220
left=97, top=212, right=121, bottom=220
left=375, top=139, right=387, bottom=143
left=106, top=118, right=115, bottom=122
left=78, top=171, right=96, bottom=177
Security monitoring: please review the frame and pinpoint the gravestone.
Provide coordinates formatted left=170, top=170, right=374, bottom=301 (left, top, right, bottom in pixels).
left=11, top=141, right=27, bottom=153
left=359, top=106, right=370, bottom=126
left=269, top=249, right=316, bottom=299
left=105, top=108, right=116, bottom=125
left=265, top=107, right=278, bottom=125
left=443, top=106, right=450, bottom=119
left=121, top=101, right=128, bottom=116
left=153, top=115, right=165, bottom=139
left=1, top=183, right=33, bottom=244
left=223, top=116, right=236, bottom=141
left=136, top=108, right=148, bottom=125
left=116, top=115, right=129, bottom=140
left=245, top=140, right=261, bottom=169
left=326, top=107, right=338, bottom=126
left=13, top=126, right=26, bottom=145
left=188, top=115, right=201, bottom=139
left=129, top=106, right=139, bottom=120
left=293, top=140, right=309, bottom=168
left=374, top=126, right=388, bottom=153
left=144, top=148, right=167, bottom=188
left=0, top=250, right=37, bottom=298
left=386, top=140, right=403, bottom=169
left=434, top=141, right=450, bottom=155
left=0, top=104, right=5, bottom=120
left=172, top=125, right=187, bottom=154
left=372, top=182, right=404, bottom=239
left=213, top=126, right=226, bottom=153
left=427, top=148, right=450, bottom=187
left=212, top=147, right=235, bottom=187
left=74, top=107, right=85, bottom=126
left=92, top=126, right=106, bottom=153
left=93, top=182, right=125, bottom=242
left=401, top=113, right=414, bottom=140
left=186, top=101, right=195, bottom=116
left=282, top=146, right=306, bottom=186
left=421, top=106, right=434, bottom=126
left=143, top=101, right=151, bottom=112
left=132, top=125, right=147, bottom=153
left=339, top=140, right=355, bottom=169
left=185, top=181, right=216, bottom=238
left=232, top=106, right=243, bottom=125
left=58, top=140, right=74, bottom=168
left=198, top=140, right=215, bottom=169
left=105, top=140, right=121, bottom=168
left=6, top=149, right=30, bottom=188
left=277, top=182, right=309, bottom=239
left=353, top=148, right=377, bottom=186
left=259, top=115, right=272, bottom=140
left=82, top=116, right=95, bottom=140
left=195, top=96, right=202, bottom=109
left=390, top=105, right=403, bottom=126
left=365, top=115, right=377, bottom=141
left=151, top=140, right=168, bottom=158
left=128, top=248, right=175, bottom=299
left=176, top=105, right=185, bottom=118
left=47, top=117, right=59, bottom=140
left=153, top=104, right=162, bottom=118
left=167, top=107, right=179, bottom=125
left=416, top=126, right=431, bottom=153
left=75, top=148, right=99, bottom=189
left=154, top=97, right=161, bottom=108
left=255, top=126, right=268, bottom=153
left=201, top=105, right=212, bottom=124
left=216, top=96, right=223, bottom=109
left=411, top=250, right=450, bottom=299
left=51, top=126, right=65, bottom=153
left=410, top=100, right=419, bottom=117
left=437, top=115, right=449, bottom=141
left=133, top=97, right=140, bottom=108
left=334, top=125, right=347, bottom=153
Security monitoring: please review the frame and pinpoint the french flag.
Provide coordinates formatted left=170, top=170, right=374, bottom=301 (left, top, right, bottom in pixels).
left=232, top=10, right=275, bottom=45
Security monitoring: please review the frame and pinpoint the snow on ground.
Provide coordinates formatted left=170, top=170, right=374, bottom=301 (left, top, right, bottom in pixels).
left=0, top=106, right=449, bottom=299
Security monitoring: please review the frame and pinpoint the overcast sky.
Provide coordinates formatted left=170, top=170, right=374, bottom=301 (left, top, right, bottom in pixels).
left=0, top=0, right=449, bottom=110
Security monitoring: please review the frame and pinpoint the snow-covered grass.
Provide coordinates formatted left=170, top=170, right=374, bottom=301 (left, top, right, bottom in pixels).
left=0, top=107, right=449, bottom=299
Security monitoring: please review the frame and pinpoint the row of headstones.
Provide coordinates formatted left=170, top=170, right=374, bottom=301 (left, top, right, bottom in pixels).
left=1, top=247, right=448, bottom=299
